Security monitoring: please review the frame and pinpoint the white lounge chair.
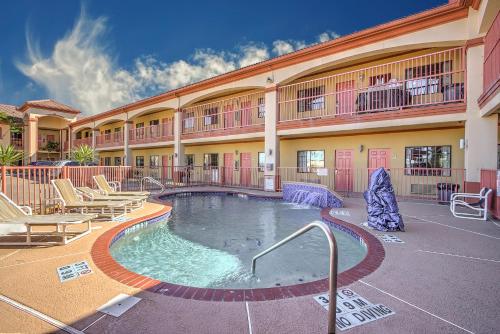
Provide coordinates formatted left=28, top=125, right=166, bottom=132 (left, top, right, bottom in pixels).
left=0, top=192, right=97, bottom=245
left=93, top=174, right=150, bottom=197
left=450, top=187, right=492, bottom=221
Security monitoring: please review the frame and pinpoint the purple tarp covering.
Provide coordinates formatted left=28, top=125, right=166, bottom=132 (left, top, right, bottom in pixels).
left=363, top=167, right=405, bottom=232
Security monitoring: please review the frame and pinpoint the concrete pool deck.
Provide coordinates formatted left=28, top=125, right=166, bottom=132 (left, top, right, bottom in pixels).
left=0, top=188, right=499, bottom=333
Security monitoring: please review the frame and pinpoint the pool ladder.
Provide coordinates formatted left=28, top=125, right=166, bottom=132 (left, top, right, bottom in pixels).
left=251, top=220, right=338, bottom=334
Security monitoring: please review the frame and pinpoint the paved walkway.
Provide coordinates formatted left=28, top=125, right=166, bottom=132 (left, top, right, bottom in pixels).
left=0, top=194, right=499, bottom=334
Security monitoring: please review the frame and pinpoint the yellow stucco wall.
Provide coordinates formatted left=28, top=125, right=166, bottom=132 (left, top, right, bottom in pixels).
left=131, top=110, right=174, bottom=127
left=98, top=121, right=124, bottom=133
left=185, top=141, right=264, bottom=167
left=131, top=147, right=174, bottom=165
left=279, top=128, right=465, bottom=169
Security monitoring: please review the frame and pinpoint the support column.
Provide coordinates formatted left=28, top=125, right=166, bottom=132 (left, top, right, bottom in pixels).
left=123, top=121, right=132, bottom=166
left=92, top=128, right=99, bottom=149
left=25, top=116, right=38, bottom=163
left=464, top=44, right=498, bottom=190
left=173, top=109, right=185, bottom=167
left=264, top=85, right=280, bottom=191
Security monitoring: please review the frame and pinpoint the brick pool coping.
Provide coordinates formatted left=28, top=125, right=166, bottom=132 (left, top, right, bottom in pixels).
left=91, top=190, right=385, bottom=302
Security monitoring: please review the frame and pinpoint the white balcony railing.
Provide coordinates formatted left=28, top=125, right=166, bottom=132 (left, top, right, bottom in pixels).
left=181, top=91, right=265, bottom=136
left=278, top=48, right=465, bottom=122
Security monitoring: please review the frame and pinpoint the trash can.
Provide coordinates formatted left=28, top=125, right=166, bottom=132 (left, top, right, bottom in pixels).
left=437, top=183, right=460, bottom=204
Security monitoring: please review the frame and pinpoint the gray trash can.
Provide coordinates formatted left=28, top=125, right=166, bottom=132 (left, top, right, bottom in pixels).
left=437, top=183, right=460, bottom=203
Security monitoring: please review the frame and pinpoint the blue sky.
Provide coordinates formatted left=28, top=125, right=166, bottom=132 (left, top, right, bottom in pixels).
left=0, top=0, right=446, bottom=115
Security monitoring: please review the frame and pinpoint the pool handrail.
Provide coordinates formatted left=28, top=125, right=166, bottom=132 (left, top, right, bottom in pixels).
left=140, top=176, right=166, bottom=193
left=251, top=220, right=338, bottom=334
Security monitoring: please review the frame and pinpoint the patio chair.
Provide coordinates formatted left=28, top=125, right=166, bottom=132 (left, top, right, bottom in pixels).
left=52, top=179, right=131, bottom=219
left=76, top=186, right=147, bottom=208
left=93, top=175, right=150, bottom=197
left=450, top=187, right=492, bottom=221
left=0, top=192, right=97, bottom=246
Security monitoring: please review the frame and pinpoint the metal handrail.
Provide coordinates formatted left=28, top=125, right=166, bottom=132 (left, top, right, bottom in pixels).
left=251, top=220, right=338, bottom=334
left=140, top=176, right=166, bottom=193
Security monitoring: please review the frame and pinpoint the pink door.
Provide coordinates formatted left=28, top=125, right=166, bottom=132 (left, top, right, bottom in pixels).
left=368, top=149, right=391, bottom=176
left=335, top=149, right=353, bottom=192
left=223, top=153, right=234, bottom=185
left=240, top=152, right=252, bottom=187
left=336, top=80, right=355, bottom=115
left=162, top=155, right=169, bottom=181
left=240, top=101, right=252, bottom=127
left=224, top=104, right=234, bottom=129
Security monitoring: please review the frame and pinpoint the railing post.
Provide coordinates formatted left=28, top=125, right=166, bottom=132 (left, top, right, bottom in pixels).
left=62, top=166, right=68, bottom=179
left=1, top=166, right=6, bottom=194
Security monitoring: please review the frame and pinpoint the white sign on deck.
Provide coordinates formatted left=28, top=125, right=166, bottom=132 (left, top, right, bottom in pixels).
left=330, top=209, right=351, bottom=217
left=314, top=288, right=395, bottom=331
left=98, top=293, right=142, bottom=317
left=57, top=260, right=93, bottom=283
left=379, top=234, right=404, bottom=243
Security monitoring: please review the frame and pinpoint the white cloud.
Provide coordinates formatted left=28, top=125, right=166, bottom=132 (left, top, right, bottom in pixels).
left=17, top=11, right=340, bottom=115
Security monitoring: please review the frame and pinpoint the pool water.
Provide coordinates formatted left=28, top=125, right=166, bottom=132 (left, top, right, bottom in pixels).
left=110, top=194, right=367, bottom=289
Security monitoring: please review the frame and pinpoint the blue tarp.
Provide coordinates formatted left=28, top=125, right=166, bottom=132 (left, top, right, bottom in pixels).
left=363, top=168, right=405, bottom=232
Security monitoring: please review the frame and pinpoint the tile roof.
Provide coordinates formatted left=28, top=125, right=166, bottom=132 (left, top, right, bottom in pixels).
left=18, top=99, right=80, bottom=114
left=0, top=104, right=23, bottom=119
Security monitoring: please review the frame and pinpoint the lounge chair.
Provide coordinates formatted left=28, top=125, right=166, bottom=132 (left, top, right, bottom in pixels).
left=0, top=192, right=97, bottom=245
left=450, top=187, right=492, bottom=221
left=76, top=186, right=147, bottom=208
left=93, top=174, right=150, bottom=197
left=52, top=179, right=131, bottom=219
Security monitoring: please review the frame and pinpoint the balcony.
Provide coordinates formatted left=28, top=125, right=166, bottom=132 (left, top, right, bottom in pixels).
left=72, top=137, right=92, bottom=149
left=130, top=121, right=174, bottom=145
left=37, top=139, right=61, bottom=152
left=479, top=12, right=499, bottom=108
left=278, top=48, right=465, bottom=128
left=96, top=132, right=124, bottom=149
left=181, top=91, right=265, bottom=139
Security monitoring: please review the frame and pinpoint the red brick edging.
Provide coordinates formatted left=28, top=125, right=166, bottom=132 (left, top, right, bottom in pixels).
left=91, top=196, right=385, bottom=302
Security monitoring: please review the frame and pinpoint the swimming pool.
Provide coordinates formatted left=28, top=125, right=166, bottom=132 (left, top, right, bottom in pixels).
left=110, top=193, right=367, bottom=289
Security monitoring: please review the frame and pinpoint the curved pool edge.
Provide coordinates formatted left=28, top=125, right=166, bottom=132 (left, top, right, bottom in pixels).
left=91, top=190, right=385, bottom=302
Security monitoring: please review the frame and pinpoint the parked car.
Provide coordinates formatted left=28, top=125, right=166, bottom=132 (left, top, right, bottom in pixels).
left=51, top=160, right=82, bottom=178
left=28, top=160, right=54, bottom=178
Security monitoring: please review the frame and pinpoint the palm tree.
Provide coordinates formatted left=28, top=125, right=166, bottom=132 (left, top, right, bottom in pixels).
left=71, top=145, right=97, bottom=165
left=0, top=145, right=24, bottom=166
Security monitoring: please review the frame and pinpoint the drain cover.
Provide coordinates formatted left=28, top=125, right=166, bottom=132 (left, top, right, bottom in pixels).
left=97, top=294, right=142, bottom=317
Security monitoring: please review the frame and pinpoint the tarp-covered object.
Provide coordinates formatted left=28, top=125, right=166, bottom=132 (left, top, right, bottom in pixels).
left=363, top=168, right=404, bottom=231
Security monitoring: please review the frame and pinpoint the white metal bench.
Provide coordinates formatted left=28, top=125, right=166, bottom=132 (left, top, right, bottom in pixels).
left=450, top=187, right=492, bottom=221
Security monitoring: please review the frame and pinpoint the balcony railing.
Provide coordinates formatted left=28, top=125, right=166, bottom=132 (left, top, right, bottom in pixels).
left=72, top=137, right=92, bottom=148
left=130, top=121, right=174, bottom=145
left=181, top=91, right=265, bottom=137
left=95, top=131, right=124, bottom=148
left=482, top=12, right=499, bottom=102
left=278, top=48, right=465, bottom=123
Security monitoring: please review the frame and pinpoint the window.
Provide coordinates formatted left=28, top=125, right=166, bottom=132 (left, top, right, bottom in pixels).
left=149, top=120, right=159, bottom=126
left=369, top=73, right=391, bottom=86
left=114, top=157, right=122, bottom=166
left=75, top=132, right=82, bottom=139
left=104, top=129, right=111, bottom=134
left=150, top=155, right=160, bottom=168
left=405, top=61, right=451, bottom=96
left=258, top=98, right=265, bottom=118
left=204, top=107, right=218, bottom=126
left=114, top=127, right=121, bottom=132
left=135, top=156, right=144, bottom=167
left=183, top=112, right=194, bottom=129
left=104, top=157, right=111, bottom=166
left=405, top=146, right=451, bottom=176
left=258, top=152, right=265, bottom=172
left=203, top=153, right=218, bottom=169
left=185, top=154, right=194, bottom=167
left=297, top=86, right=325, bottom=112
left=297, top=150, right=325, bottom=172
left=135, top=122, right=144, bottom=139
left=135, top=122, right=144, bottom=128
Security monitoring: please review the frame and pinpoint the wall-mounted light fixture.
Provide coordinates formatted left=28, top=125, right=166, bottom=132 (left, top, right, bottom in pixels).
left=174, top=153, right=178, bottom=158
left=266, top=77, right=274, bottom=84
left=268, top=148, right=273, bottom=156
left=359, top=144, right=364, bottom=153
left=459, top=138, right=465, bottom=149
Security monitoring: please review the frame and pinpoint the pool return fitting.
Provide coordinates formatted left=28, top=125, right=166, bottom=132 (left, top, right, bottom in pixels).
left=251, top=220, right=339, bottom=334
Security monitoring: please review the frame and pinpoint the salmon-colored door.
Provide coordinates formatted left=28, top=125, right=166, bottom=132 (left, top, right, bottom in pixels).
left=162, top=155, right=169, bottom=181
left=224, top=104, right=234, bottom=129
left=223, top=153, right=234, bottom=185
left=240, top=101, right=252, bottom=127
left=240, top=153, right=252, bottom=187
left=368, top=149, right=391, bottom=176
left=336, top=80, right=355, bottom=115
left=335, top=149, right=353, bottom=192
